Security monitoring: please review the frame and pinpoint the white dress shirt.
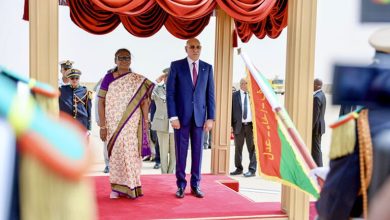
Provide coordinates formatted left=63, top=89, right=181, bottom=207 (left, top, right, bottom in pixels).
left=240, top=89, right=252, bottom=123
left=313, top=89, right=322, bottom=96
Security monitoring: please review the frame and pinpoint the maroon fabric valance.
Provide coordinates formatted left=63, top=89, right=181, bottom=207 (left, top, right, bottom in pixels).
left=235, top=0, right=288, bottom=41
left=23, top=0, right=288, bottom=42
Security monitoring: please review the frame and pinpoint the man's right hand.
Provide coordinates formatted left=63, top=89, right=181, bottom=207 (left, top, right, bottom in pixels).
left=63, top=69, right=72, bottom=77
left=156, top=75, right=163, bottom=83
left=171, top=119, right=181, bottom=129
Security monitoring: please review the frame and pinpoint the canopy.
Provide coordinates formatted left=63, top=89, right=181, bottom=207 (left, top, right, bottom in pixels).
left=24, top=0, right=288, bottom=42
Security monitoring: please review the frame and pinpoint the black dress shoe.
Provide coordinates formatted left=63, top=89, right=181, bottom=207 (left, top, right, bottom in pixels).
left=243, top=171, right=255, bottom=177
left=176, top=188, right=185, bottom=198
left=229, top=170, right=243, bottom=175
left=153, top=163, right=161, bottom=169
left=103, top=166, right=109, bottom=173
left=191, top=187, right=204, bottom=198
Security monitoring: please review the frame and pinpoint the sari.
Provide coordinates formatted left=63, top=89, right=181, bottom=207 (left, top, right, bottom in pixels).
left=99, top=71, right=153, bottom=198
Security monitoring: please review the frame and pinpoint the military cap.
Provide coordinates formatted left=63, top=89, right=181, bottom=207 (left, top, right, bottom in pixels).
left=59, top=60, right=74, bottom=70
left=162, top=68, right=170, bottom=74
left=66, top=69, right=82, bottom=78
left=369, top=28, right=390, bottom=53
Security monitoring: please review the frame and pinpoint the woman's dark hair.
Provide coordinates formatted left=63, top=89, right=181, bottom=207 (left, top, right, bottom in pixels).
left=115, top=48, right=131, bottom=59
left=113, top=48, right=132, bottom=73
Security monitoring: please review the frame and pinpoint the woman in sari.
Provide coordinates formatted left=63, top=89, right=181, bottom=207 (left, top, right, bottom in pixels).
left=98, top=48, right=154, bottom=199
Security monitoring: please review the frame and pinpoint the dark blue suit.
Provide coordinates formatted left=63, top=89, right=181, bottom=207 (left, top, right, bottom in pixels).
left=166, top=58, right=215, bottom=189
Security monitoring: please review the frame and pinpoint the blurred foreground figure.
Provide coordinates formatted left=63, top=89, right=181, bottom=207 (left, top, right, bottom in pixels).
left=369, top=177, right=390, bottom=219
left=0, top=67, right=95, bottom=220
left=316, top=28, right=390, bottom=220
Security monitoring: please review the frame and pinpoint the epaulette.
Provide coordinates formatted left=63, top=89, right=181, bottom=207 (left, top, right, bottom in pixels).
left=329, top=111, right=360, bottom=159
left=87, top=90, right=93, bottom=99
left=0, top=66, right=59, bottom=98
left=0, top=68, right=90, bottom=181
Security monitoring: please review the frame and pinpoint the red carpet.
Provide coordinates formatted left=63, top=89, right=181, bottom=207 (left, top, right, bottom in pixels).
left=310, top=202, right=318, bottom=220
left=94, top=174, right=288, bottom=219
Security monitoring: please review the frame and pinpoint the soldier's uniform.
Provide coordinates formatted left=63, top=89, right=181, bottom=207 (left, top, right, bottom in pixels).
left=317, top=107, right=390, bottom=220
left=316, top=108, right=368, bottom=219
left=316, top=28, right=390, bottom=220
left=59, top=69, right=92, bottom=130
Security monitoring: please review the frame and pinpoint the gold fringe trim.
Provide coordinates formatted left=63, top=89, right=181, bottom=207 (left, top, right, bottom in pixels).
left=329, top=118, right=356, bottom=159
left=20, top=155, right=96, bottom=220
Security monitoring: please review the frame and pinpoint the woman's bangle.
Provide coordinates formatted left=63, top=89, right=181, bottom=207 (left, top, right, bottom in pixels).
left=100, top=126, right=107, bottom=130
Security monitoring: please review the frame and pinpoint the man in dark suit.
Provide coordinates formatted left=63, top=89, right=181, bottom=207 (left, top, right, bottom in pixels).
left=166, top=38, right=215, bottom=199
left=150, top=99, right=161, bottom=169
left=230, top=78, right=257, bottom=177
left=312, top=78, right=326, bottom=167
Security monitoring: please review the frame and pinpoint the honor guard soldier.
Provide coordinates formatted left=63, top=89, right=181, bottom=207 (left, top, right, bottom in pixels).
left=316, top=28, right=390, bottom=220
left=59, top=69, right=92, bottom=132
left=59, top=60, right=74, bottom=86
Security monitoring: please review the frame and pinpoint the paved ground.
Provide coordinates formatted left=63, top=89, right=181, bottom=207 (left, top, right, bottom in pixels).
left=88, top=94, right=339, bottom=202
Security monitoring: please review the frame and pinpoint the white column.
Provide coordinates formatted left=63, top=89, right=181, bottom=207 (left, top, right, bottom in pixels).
left=211, top=7, right=234, bottom=174
left=29, top=0, right=58, bottom=88
left=281, top=0, right=318, bottom=219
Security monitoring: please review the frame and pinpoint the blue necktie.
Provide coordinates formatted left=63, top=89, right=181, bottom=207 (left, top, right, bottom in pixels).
left=243, top=92, right=248, bottom=120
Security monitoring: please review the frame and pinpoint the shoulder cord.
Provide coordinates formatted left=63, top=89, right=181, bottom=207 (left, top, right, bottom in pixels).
left=73, top=91, right=89, bottom=118
left=358, top=109, right=373, bottom=219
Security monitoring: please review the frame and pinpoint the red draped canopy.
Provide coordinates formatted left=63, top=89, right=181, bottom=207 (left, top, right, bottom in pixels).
left=24, top=0, right=288, bottom=42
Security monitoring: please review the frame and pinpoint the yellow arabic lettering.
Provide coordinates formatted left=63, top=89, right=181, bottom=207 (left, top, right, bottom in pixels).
left=263, top=152, right=274, bottom=160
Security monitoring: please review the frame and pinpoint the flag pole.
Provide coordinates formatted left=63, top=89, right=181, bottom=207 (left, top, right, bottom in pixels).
left=238, top=48, right=317, bottom=169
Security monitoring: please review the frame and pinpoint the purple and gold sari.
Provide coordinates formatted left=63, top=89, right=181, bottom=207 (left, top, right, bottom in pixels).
left=99, top=71, right=153, bottom=198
